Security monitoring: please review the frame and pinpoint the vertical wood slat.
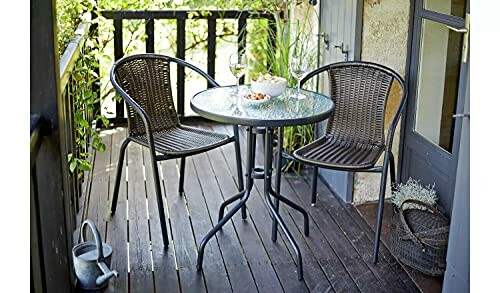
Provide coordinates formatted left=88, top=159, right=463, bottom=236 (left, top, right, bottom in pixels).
left=113, top=19, right=124, bottom=119
left=268, top=16, right=277, bottom=72
left=207, top=15, right=216, bottom=87
left=90, top=10, right=101, bottom=122
left=67, top=80, right=79, bottom=218
left=176, top=13, right=186, bottom=116
left=146, top=19, right=155, bottom=53
left=237, top=11, right=248, bottom=83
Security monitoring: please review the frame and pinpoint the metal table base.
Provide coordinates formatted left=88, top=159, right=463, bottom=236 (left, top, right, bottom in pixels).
left=196, top=126, right=310, bottom=280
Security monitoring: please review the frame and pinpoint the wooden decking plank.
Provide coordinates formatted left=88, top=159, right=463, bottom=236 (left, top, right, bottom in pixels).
left=245, top=131, right=339, bottom=293
left=86, top=132, right=112, bottom=239
left=106, top=128, right=128, bottom=292
left=205, top=145, right=285, bottom=293
left=348, top=202, right=422, bottom=293
left=92, top=123, right=422, bottom=293
left=306, top=173, right=411, bottom=293
left=216, top=125, right=310, bottom=293
left=160, top=158, right=207, bottom=292
left=284, top=174, right=384, bottom=293
left=142, top=146, right=180, bottom=293
left=127, top=142, right=154, bottom=292
left=183, top=156, right=233, bottom=292
left=191, top=152, right=259, bottom=293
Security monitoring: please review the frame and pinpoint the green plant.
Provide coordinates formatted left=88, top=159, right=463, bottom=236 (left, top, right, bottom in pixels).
left=67, top=38, right=110, bottom=180
left=391, top=178, right=438, bottom=211
left=250, top=1, right=318, bottom=173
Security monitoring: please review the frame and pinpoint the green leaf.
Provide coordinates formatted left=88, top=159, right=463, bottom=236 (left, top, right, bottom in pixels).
left=69, top=160, right=77, bottom=172
left=96, top=142, right=106, bottom=152
left=78, top=160, right=92, bottom=171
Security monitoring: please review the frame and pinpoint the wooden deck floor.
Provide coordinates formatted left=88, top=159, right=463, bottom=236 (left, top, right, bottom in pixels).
left=80, top=122, right=421, bottom=293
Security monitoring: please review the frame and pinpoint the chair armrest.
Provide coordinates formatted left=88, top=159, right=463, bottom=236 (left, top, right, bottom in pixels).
left=170, top=56, right=220, bottom=88
left=385, top=80, right=408, bottom=152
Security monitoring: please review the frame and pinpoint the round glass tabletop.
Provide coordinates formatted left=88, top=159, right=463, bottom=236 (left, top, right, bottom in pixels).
left=190, top=85, right=334, bottom=127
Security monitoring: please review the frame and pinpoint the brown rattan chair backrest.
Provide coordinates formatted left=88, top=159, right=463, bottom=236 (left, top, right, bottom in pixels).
left=301, top=61, right=406, bottom=147
left=111, top=54, right=218, bottom=137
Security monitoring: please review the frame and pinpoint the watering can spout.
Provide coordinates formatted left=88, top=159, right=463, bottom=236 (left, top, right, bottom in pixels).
left=96, top=261, right=119, bottom=286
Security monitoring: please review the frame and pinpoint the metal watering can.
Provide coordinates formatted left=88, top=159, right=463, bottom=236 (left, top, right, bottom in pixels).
left=73, top=219, right=118, bottom=290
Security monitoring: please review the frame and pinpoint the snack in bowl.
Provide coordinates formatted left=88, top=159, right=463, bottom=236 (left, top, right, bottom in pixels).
left=250, top=73, right=287, bottom=97
left=242, top=92, right=270, bottom=104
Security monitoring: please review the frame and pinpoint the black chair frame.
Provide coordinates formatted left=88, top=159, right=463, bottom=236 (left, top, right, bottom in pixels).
left=109, top=54, right=244, bottom=248
left=277, top=61, right=407, bottom=264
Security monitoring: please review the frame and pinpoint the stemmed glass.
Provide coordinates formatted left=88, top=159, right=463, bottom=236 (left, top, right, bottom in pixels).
left=289, top=43, right=311, bottom=99
left=229, top=53, right=248, bottom=97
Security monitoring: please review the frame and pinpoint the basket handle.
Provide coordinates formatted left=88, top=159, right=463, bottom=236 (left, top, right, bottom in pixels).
left=398, top=199, right=447, bottom=252
left=80, top=219, right=105, bottom=262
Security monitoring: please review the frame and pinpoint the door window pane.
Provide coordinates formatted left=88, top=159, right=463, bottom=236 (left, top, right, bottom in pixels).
left=424, top=0, right=466, bottom=18
left=414, top=19, right=463, bottom=153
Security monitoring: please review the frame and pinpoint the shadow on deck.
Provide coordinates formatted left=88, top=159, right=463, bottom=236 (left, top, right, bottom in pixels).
left=79, top=122, right=423, bottom=293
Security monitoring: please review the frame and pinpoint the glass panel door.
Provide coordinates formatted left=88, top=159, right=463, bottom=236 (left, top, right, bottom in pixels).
left=424, top=0, right=466, bottom=18
left=414, top=19, right=463, bottom=152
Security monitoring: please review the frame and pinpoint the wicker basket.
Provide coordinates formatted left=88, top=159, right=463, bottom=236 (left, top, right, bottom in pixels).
left=390, top=199, right=450, bottom=276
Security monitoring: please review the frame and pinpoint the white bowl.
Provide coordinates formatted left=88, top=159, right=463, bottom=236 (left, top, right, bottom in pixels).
left=250, top=78, right=287, bottom=97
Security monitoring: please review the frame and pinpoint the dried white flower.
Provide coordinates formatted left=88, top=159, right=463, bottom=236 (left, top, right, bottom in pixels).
left=391, top=178, right=438, bottom=211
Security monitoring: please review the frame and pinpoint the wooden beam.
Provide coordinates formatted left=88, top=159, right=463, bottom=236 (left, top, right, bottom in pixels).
left=30, top=0, right=74, bottom=291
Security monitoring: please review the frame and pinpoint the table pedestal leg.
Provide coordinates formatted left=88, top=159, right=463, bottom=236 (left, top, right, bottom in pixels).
left=263, top=127, right=304, bottom=280
left=197, top=127, right=256, bottom=271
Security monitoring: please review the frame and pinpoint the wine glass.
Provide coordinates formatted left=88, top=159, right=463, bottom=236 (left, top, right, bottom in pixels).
left=289, top=43, right=311, bottom=99
left=229, top=53, right=248, bottom=96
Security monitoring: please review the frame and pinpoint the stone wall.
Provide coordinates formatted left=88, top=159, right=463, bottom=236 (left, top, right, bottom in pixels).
left=353, top=0, right=410, bottom=203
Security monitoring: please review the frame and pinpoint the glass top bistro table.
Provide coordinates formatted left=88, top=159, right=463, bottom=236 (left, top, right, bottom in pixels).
left=191, top=85, right=334, bottom=280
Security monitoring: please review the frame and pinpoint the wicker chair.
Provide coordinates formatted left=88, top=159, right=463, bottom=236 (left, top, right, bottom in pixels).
left=293, top=61, right=407, bottom=263
left=109, top=54, right=244, bottom=247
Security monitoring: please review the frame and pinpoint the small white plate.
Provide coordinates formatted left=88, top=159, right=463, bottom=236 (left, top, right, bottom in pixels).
left=241, top=93, right=271, bottom=105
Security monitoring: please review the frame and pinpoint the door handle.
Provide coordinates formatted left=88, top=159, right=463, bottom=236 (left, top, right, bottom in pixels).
left=446, top=13, right=469, bottom=63
left=315, top=32, right=330, bottom=50
left=452, top=113, right=470, bottom=119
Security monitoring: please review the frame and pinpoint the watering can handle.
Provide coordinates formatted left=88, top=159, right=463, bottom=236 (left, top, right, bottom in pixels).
left=80, top=219, right=104, bottom=262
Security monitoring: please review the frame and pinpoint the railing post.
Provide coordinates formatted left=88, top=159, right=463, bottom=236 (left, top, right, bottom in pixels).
left=146, top=19, right=155, bottom=53
left=90, top=6, right=100, bottom=123
left=207, top=15, right=216, bottom=88
left=113, top=19, right=124, bottom=120
left=176, top=12, right=186, bottom=116
left=268, top=16, right=277, bottom=73
left=237, top=11, right=248, bottom=83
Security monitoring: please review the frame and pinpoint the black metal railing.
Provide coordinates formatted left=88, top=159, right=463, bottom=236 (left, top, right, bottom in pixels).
left=101, top=10, right=277, bottom=123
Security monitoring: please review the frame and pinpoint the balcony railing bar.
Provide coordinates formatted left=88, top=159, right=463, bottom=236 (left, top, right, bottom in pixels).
left=101, top=9, right=277, bottom=121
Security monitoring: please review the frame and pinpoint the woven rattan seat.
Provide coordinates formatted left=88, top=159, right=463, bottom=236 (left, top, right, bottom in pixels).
left=132, top=125, right=230, bottom=156
left=291, top=61, right=407, bottom=264
left=109, top=54, right=244, bottom=248
left=294, top=137, right=383, bottom=169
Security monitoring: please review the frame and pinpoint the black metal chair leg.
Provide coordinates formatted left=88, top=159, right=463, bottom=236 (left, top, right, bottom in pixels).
left=373, top=152, right=390, bottom=263
left=110, top=137, right=132, bottom=215
left=233, top=124, right=246, bottom=219
left=150, top=150, right=170, bottom=248
left=272, top=127, right=283, bottom=242
left=178, top=157, right=186, bottom=196
left=311, top=166, right=319, bottom=206
left=389, top=151, right=396, bottom=192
